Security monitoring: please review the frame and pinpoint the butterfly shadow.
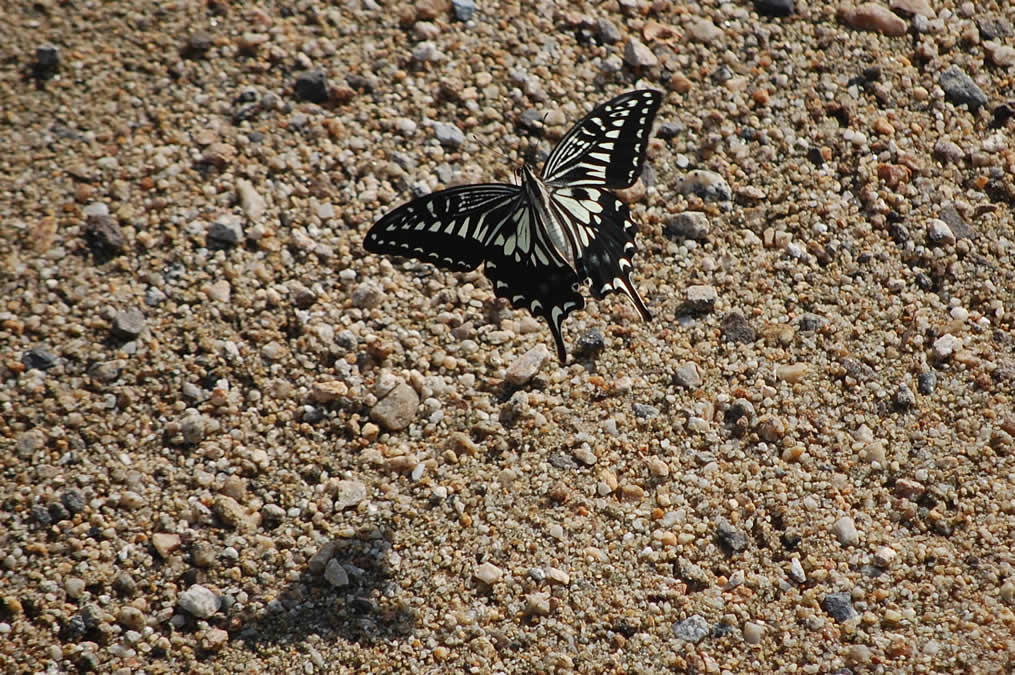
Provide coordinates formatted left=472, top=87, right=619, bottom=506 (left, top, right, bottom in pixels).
left=233, top=523, right=415, bottom=651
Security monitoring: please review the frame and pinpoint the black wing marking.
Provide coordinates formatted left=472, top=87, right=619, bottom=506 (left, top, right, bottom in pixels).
left=363, top=184, right=521, bottom=272
left=540, top=89, right=662, bottom=190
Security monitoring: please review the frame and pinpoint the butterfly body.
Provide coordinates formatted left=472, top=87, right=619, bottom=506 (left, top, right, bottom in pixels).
left=364, top=90, right=662, bottom=363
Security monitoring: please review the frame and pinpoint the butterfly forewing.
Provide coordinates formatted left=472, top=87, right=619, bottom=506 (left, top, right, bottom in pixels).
left=364, top=184, right=521, bottom=272
left=363, top=89, right=662, bottom=363
left=541, top=90, right=662, bottom=189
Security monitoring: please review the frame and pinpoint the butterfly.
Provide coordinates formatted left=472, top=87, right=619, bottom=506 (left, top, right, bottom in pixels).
left=364, top=89, right=662, bottom=364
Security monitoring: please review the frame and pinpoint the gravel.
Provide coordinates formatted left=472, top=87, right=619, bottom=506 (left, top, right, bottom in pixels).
left=2, top=1, right=1014, bottom=672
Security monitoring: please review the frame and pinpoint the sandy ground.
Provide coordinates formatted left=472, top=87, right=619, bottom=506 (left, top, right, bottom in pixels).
left=2, top=0, right=1014, bottom=672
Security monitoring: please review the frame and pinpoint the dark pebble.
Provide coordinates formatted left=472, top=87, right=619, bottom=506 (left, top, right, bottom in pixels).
left=206, top=218, right=243, bottom=248
left=710, top=621, right=735, bottom=638
left=22, top=346, right=58, bottom=371
left=31, top=504, right=52, bottom=525
left=894, top=384, right=916, bottom=410
left=293, top=69, right=329, bottom=103
left=717, top=518, right=748, bottom=553
left=821, top=592, right=858, bottom=623
left=938, top=204, right=975, bottom=239
left=754, top=0, right=793, bottom=17
left=797, top=313, right=824, bottom=332
left=596, top=17, right=622, bottom=44
left=113, top=572, right=138, bottom=596
left=720, top=311, right=755, bottom=343
left=938, top=65, right=988, bottom=113
left=917, top=371, right=937, bottom=395
left=632, top=403, right=659, bottom=419
left=85, top=214, right=125, bottom=260
left=62, top=488, right=87, bottom=515
left=977, top=17, right=1012, bottom=41
left=574, top=328, right=606, bottom=359
left=48, top=502, right=70, bottom=522
left=34, top=44, right=60, bottom=79
left=182, top=32, right=213, bottom=59
left=548, top=452, right=577, bottom=470
left=656, top=121, right=685, bottom=140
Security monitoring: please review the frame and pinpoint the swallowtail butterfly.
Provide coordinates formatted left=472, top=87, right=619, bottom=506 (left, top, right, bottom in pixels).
left=364, top=89, right=662, bottom=363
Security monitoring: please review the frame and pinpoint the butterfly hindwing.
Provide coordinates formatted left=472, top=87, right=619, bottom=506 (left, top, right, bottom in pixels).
left=541, top=90, right=662, bottom=189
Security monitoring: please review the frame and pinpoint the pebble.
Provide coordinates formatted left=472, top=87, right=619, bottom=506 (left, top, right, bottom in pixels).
left=917, top=370, right=937, bottom=394
left=293, top=70, right=329, bottom=103
left=324, top=559, right=350, bottom=587
left=309, top=541, right=338, bottom=576
left=596, top=18, right=622, bottom=44
left=207, top=215, right=244, bottom=248
left=574, top=329, right=605, bottom=359
left=788, top=557, right=806, bottom=584
left=112, top=308, right=145, bottom=339
left=334, top=480, right=367, bottom=509
left=933, top=138, right=964, bottom=164
left=475, top=562, right=503, bottom=585
left=370, top=382, right=420, bottom=431
left=236, top=179, right=266, bottom=221
left=985, top=42, right=1015, bottom=68
left=832, top=516, right=859, bottom=546
left=666, top=211, right=709, bottom=241
left=821, top=592, right=858, bottom=623
left=754, top=0, right=794, bottom=17
left=938, top=65, right=988, bottom=112
left=890, top=0, right=934, bottom=17
left=672, top=362, right=702, bottom=389
left=672, top=614, right=710, bottom=643
left=64, top=577, right=86, bottom=600
left=894, top=383, right=916, bottom=409
left=524, top=592, right=551, bottom=617
left=117, top=607, right=146, bottom=632
left=451, top=0, right=476, bottom=21
left=684, top=285, right=717, bottom=314
left=873, top=545, right=897, bottom=568
left=433, top=122, right=465, bottom=148
left=932, top=334, right=962, bottom=361
left=838, top=3, right=908, bottom=37
left=687, top=19, right=723, bottom=43
left=178, top=584, right=221, bottom=619
left=775, top=363, right=808, bottom=383
left=675, top=170, right=731, bottom=202
left=717, top=519, right=747, bottom=553
left=505, top=344, right=551, bottom=385
left=720, top=311, right=755, bottom=343
left=22, top=346, right=58, bottom=371
left=152, top=533, right=182, bottom=559
left=926, top=219, right=955, bottom=246
left=623, top=38, right=657, bottom=68
left=412, top=42, right=444, bottom=63
left=84, top=214, right=125, bottom=257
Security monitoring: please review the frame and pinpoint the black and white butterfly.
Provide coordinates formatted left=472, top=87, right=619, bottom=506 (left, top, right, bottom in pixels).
left=364, top=89, right=662, bottom=363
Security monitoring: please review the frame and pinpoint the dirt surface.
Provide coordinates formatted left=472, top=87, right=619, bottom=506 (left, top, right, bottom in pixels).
left=2, top=0, right=1014, bottom=672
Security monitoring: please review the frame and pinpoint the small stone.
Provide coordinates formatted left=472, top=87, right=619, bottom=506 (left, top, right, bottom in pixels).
left=35, top=44, right=61, bottom=75
left=933, top=139, right=965, bottom=164
left=672, top=614, right=710, bottom=643
left=917, top=371, right=937, bottom=394
left=178, top=584, right=221, bottom=619
left=874, top=545, right=897, bottom=568
left=182, top=32, right=213, bottom=59
left=112, top=308, right=145, bottom=339
left=84, top=214, right=125, bottom=258
left=687, top=19, right=723, bottom=42
left=775, top=363, right=808, bottom=383
left=475, top=562, right=503, bottom=585
left=433, top=122, right=465, bottom=148
left=117, top=606, right=146, bottom=632
left=788, top=557, right=806, bottom=584
left=821, top=592, right=858, bottom=623
left=832, top=516, right=859, bottom=547
left=191, top=541, right=217, bottom=568
left=207, top=216, right=244, bottom=248
left=717, top=518, right=748, bottom=553
left=152, top=533, right=182, bottom=559
left=546, top=567, right=570, bottom=585
left=932, top=334, right=962, bottom=361
left=895, top=478, right=926, bottom=500
left=22, top=347, right=58, bottom=371
left=632, top=403, right=658, bottom=419
left=720, top=311, right=755, bottom=343
left=938, top=65, right=988, bottom=112
left=675, top=170, right=731, bottom=202
left=411, top=41, right=444, bottom=63
left=309, top=541, right=338, bottom=576
left=213, top=495, right=261, bottom=530
left=754, top=0, right=793, bottom=18
left=451, top=0, right=476, bottom=21
left=415, top=0, right=450, bottom=20
left=524, top=592, right=551, bottom=617
left=202, top=627, right=230, bottom=652
left=666, top=211, right=710, bottom=241
left=838, top=3, right=907, bottom=36
left=623, top=38, right=657, bottom=68
left=574, top=329, right=606, bottom=360
left=324, top=559, right=350, bottom=587
left=672, top=362, right=702, bottom=389
left=596, top=18, right=622, bottom=44
left=890, top=0, right=934, bottom=17
left=64, top=577, right=86, bottom=600
left=927, top=219, right=955, bottom=246
left=894, top=384, right=916, bottom=409
left=350, top=281, right=382, bottom=309
left=61, top=488, right=86, bottom=515
left=684, top=285, right=717, bottom=314
left=293, top=70, right=329, bottom=103
left=505, top=344, right=551, bottom=385
left=334, top=480, right=367, bottom=509
left=986, top=42, right=1015, bottom=68
left=370, top=382, right=420, bottom=431
left=236, top=179, right=266, bottom=221
left=743, top=621, right=765, bottom=644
